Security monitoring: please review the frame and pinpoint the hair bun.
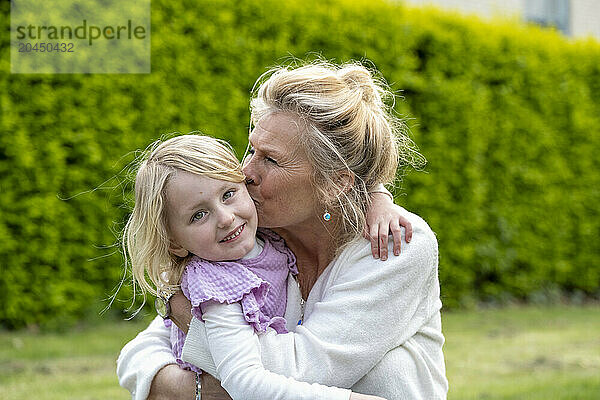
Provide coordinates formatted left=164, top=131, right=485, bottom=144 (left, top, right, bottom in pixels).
left=340, top=66, right=378, bottom=104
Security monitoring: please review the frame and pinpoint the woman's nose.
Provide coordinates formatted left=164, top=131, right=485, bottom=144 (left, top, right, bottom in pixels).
left=242, top=158, right=260, bottom=185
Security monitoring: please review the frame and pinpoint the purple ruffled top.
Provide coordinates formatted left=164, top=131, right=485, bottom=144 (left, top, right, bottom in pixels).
left=166, top=229, right=297, bottom=372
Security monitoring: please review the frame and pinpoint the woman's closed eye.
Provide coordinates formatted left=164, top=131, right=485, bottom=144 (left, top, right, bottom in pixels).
left=247, top=146, right=278, bottom=165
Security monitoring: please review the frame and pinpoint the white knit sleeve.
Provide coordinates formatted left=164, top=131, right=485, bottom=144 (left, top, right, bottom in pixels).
left=198, top=301, right=351, bottom=400
left=116, top=316, right=177, bottom=400
left=257, top=225, right=440, bottom=388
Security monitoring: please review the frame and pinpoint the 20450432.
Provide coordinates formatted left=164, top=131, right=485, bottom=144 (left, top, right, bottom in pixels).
left=18, top=42, right=74, bottom=53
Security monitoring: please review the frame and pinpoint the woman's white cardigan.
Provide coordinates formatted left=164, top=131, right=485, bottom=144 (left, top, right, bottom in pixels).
left=117, top=208, right=448, bottom=400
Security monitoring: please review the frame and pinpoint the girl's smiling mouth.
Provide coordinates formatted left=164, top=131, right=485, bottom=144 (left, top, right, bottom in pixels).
left=220, top=223, right=245, bottom=243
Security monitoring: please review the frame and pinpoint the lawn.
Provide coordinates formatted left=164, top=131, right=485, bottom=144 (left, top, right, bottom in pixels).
left=442, top=305, right=600, bottom=399
left=1, top=305, right=599, bottom=399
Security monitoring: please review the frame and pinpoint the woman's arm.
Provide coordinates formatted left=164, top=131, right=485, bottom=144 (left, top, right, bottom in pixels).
left=116, top=316, right=181, bottom=400
left=116, top=311, right=233, bottom=400
left=170, top=299, right=385, bottom=400
left=117, top=303, right=384, bottom=400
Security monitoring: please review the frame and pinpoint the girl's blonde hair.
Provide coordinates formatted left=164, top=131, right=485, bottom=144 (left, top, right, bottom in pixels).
left=250, top=60, right=425, bottom=249
left=123, top=135, right=245, bottom=302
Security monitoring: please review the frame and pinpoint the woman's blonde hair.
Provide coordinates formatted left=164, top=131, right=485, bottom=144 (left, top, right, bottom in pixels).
left=122, top=135, right=245, bottom=303
left=250, top=60, right=424, bottom=248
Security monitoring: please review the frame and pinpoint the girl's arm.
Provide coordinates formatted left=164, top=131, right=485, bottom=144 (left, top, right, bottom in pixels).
left=199, top=301, right=384, bottom=400
left=366, top=187, right=413, bottom=261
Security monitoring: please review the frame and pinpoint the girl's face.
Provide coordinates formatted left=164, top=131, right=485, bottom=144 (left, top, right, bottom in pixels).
left=165, top=170, right=258, bottom=261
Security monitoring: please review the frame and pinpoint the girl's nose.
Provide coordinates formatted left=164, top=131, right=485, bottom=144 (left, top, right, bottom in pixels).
left=217, top=207, right=235, bottom=229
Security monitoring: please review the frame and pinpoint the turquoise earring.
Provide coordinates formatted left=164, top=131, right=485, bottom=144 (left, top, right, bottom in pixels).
left=323, top=210, right=331, bottom=222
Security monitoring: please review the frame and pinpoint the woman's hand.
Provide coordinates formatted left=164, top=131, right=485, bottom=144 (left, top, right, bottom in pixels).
left=147, top=364, right=196, bottom=400
left=201, top=373, right=233, bottom=400
left=365, top=192, right=412, bottom=261
left=169, top=291, right=193, bottom=334
left=147, top=365, right=232, bottom=400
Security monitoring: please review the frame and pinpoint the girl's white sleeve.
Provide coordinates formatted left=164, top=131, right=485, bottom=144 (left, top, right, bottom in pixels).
left=116, top=316, right=177, bottom=400
left=199, top=301, right=351, bottom=400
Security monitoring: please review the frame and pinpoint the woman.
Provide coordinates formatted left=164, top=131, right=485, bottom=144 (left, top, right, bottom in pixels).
left=117, top=61, right=448, bottom=399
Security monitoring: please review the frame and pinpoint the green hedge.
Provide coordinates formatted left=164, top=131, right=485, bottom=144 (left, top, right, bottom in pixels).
left=1, top=0, right=599, bottom=328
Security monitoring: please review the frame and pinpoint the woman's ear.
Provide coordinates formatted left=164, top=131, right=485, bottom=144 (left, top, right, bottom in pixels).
left=168, top=242, right=189, bottom=258
left=337, top=170, right=355, bottom=193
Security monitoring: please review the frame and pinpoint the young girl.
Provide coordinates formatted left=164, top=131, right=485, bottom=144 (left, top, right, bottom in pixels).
left=123, top=134, right=390, bottom=400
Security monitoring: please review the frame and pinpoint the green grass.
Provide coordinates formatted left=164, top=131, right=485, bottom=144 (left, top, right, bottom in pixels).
left=442, top=305, right=600, bottom=399
left=0, top=316, right=151, bottom=400
left=1, top=306, right=599, bottom=399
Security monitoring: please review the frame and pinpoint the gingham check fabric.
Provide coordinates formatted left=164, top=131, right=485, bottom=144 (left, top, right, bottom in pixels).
left=167, top=229, right=297, bottom=372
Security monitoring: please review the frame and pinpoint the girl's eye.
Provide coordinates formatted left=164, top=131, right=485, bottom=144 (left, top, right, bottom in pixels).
left=192, top=211, right=207, bottom=222
left=223, top=190, right=235, bottom=201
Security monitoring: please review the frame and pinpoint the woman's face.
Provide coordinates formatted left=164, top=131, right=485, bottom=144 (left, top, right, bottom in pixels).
left=242, top=113, right=318, bottom=229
